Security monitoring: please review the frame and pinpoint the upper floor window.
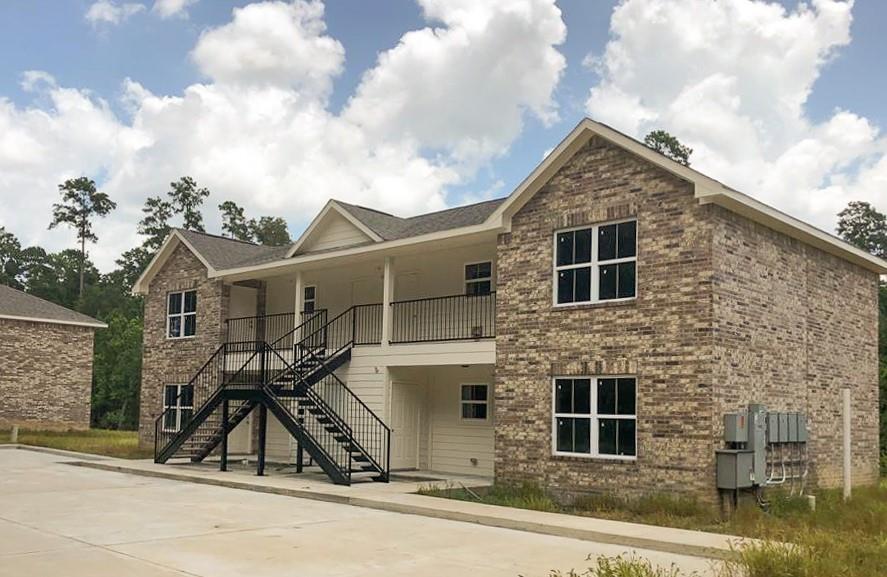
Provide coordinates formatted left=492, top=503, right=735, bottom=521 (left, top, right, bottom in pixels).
left=303, top=285, right=317, bottom=313
left=465, top=261, right=492, bottom=296
left=554, top=220, right=636, bottom=305
left=553, top=376, right=636, bottom=458
left=167, top=290, right=197, bottom=338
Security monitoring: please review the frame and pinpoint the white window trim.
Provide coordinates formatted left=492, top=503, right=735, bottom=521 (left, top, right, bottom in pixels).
left=551, top=375, right=637, bottom=461
left=459, top=383, right=490, bottom=423
left=302, top=285, right=317, bottom=314
left=552, top=218, right=638, bottom=308
left=464, top=260, right=494, bottom=296
left=166, top=290, right=197, bottom=340
left=162, top=383, right=194, bottom=433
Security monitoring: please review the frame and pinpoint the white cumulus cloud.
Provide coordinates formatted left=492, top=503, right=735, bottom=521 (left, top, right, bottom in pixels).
left=0, top=0, right=566, bottom=271
left=85, top=0, right=145, bottom=26
left=586, top=0, right=886, bottom=232
left=152, top=0, right=197, bottom=19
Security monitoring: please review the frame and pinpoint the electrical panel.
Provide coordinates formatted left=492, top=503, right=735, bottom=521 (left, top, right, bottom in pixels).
left=716, top=450, right=755, bottom=489
left=720, top=403, right=808, bottom=494
left=724, top=412, right=748, bottom=443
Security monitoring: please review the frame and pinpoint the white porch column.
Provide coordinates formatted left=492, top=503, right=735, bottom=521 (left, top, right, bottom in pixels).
left=381, top=256, right=394, bottom=347
left=293, top=270, right=304, bottom=333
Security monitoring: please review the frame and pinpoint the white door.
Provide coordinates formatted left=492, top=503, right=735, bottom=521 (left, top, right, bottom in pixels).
left=390, top=382, right=421, bottom=470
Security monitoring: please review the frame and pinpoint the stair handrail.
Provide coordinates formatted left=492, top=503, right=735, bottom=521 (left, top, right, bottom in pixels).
left=295, top=343, right=390, bottom=476
left=154, top=342, right=266, bottom=460
left=268, top=310, right=327, bottom=350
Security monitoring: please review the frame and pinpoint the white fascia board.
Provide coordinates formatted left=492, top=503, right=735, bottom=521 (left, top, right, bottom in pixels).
left=0, top=314, right=107, bottom=329
left=212, top=221, right=502, bottom=280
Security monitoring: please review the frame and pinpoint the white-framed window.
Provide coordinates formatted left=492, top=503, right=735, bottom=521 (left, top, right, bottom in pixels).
left=552, top=376, right=636, bottom=459
left=162, top=384, right=194, bottom=432
left=167, top=290, right=197, bottom=338
left=303, top=285, right=317, bottom=314
left=460, top=383, right=489, bottom=420
left=553, top=219, right=637, bottom=306
left=465, top=261, right=492, bottom=296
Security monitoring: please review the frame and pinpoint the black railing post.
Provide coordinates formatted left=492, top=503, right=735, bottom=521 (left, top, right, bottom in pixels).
left=257, top=403, right=267, bottom=476
left=220, top=398, right=229, bottom=472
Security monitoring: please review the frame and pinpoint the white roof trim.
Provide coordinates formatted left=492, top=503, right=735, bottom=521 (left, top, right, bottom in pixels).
left=0, top=314, right=107, bottom=329
left=213, top=221, right=500, bottom=279
left=487, top=117, right=887, bottom=274
left=131, top=230, right=216, bottom=295
left=285, top=200, right=383, bottom=258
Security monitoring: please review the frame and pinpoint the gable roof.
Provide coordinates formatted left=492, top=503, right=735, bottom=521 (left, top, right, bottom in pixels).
left=132, top=229, right=292, bottom=294
left=0, top=284, right=106, bottom=328
left=336, top=198, right=505, bottom=241
left=488, top=117, right=887, bottom=274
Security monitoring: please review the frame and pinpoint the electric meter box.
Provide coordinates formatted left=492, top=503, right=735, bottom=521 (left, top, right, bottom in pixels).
left=797, top=414, right=808, bottom=442
left=724, top=413, right=748, bottom=443
left=716, top=449, right=755, bottom=489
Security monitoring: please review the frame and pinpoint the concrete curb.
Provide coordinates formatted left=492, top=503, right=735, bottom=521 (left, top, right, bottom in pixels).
left=0, top=443, right=114, bottom=461
left=67, top=459, right=739, bottom=560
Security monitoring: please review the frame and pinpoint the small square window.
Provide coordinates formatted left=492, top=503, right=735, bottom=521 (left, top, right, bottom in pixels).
left=167, top=290, right=196, bottom=338
left=465, top=262, right=493, bottom=296
left=460, top=384, right=489, bottom=421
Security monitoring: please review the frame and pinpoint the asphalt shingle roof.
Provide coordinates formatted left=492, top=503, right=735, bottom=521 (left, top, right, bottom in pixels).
left=335, top=198, right=505, bottom=241
left=175, top=229, right=292, bottom=270
left=0, top=284, right=105, bottom=327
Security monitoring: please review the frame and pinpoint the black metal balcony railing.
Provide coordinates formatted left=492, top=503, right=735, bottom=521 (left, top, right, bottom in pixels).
left=390, top=292, right=496, bottom=344
left=224, top=293, right=495, bottom=347
left=225, top=312, right=295, bottom=347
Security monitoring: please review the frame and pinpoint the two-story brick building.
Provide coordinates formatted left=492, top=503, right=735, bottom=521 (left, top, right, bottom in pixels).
left=134, top=118, right=884, bottom=499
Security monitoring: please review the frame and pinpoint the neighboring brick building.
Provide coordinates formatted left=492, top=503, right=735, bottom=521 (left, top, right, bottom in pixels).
left=134, top=118, right=884, bottom=497
left=0, top=284, right=106, bottom=430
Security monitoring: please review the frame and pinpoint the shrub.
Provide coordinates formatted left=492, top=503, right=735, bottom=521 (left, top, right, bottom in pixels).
left=548, top=554, right=695, bottom=577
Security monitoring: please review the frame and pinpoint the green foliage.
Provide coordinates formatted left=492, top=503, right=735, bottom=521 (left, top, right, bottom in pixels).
left=643, top=130, right=693, bottom=166
left=167, top=176, right=210, bottom=232
left=0, top=226, right=24, bottom=289
left=26, top=248, right=99, bottom=310
left=138, top=196, right=174, bottom=250
left=219, top=200, right=253, bottom=241
left=90, top=312, right=142, bottom=429
left=250, top=215, right=292, bottom=246
left=549, top=555, right=692, bottom=577
left=837, top=201, right=887, bottom=258
left=48, top=177, right=117, bottom=296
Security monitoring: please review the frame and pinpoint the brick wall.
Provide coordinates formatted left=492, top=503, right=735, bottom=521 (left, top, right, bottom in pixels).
left=495, top=136, right=718, bottom=499
left=495, top=135, right=880, bottom=500
left=138, top=242, right=229, bottom=447
left=0, top=319, right=94, bottom=430
left=711, top=207, right=880, bottom=488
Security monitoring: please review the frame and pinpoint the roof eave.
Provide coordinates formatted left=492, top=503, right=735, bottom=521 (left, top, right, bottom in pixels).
left=0, top=314, right=107, bottom=329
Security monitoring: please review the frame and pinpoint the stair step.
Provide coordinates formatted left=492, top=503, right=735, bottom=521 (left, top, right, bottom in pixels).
left=352, top=454, right=369, bottom=462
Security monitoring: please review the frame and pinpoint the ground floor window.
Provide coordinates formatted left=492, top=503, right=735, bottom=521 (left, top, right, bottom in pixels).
left=163, top=384, right=194, bottom=432
left=460, top=383, right=489, bottom=420
left=552, top=376, right=636, bottom=458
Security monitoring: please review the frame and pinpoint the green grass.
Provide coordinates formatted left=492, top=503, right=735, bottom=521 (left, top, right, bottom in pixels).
left=0, top=428, right=151, bottom=459
left=421, top=481, right=887, bottom=577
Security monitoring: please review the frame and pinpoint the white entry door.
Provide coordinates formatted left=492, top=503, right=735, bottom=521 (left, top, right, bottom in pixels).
left=390, top=382, right=421, bottom=470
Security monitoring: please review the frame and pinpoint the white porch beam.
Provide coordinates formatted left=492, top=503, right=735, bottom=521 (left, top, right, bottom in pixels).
left=381, top=257, right=394, bottom=346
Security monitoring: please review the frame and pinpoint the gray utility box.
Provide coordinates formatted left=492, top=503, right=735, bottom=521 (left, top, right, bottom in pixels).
left=724, top=413, right=748, bottom=443
left=716, top=449, right=755, bottom=489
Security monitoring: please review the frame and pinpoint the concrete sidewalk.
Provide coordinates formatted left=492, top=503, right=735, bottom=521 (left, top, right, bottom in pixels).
left=56, top=449, right=742, bottom=560
left=0, top=448, right=723, bottom=577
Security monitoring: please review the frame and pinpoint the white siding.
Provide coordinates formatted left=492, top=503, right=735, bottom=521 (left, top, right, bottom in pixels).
left=300, top=212, right=372, bottom=253
left=427, top=365, right=495, bottom=477
left=265, top=413, right=293, bottom=462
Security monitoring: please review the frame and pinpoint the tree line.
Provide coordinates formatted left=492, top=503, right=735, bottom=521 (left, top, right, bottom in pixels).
left=0, top=176, right=290, bottom=430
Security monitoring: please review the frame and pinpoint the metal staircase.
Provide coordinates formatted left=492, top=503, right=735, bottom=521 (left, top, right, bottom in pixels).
left=153, top=307, right=390, bottom=485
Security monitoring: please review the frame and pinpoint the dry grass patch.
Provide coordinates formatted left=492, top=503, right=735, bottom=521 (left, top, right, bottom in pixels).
left=0, top=428, right=151, bottom=459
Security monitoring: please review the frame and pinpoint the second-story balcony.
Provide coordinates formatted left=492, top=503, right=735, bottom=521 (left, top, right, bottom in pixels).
left=224, top=292, right=496, bottom=349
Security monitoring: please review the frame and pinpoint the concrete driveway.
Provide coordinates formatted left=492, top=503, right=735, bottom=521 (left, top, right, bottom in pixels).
left=0, top=449, right=717, bottom=576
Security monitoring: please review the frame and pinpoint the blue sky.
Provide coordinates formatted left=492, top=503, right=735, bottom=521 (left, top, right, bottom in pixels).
left=0, top=0, right=885, bottom=270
